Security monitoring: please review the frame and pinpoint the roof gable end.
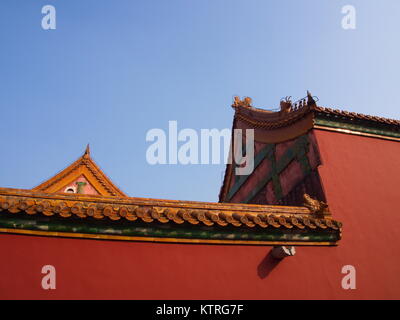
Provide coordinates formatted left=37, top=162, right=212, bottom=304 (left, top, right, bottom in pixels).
left=32, top=145, right=126, bottom=197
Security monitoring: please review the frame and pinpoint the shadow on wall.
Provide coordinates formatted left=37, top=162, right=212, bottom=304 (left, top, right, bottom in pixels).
left=257, top=251, right=282, bottom=279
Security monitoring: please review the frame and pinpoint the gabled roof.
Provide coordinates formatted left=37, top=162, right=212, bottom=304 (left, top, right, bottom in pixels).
left=219, top=93, right=400, bottom=202
left=32, top=145, right=126, bottom=197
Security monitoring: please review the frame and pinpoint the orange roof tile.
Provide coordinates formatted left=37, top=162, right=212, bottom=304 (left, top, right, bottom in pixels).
left=0, top=187, right=341, bottom=232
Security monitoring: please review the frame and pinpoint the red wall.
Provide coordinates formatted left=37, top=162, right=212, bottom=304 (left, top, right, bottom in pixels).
left=312, top=129, right=400, bottom=299
left=0, top=233, right=357, bottom=300
left=1, top=129, right=399, bottom=299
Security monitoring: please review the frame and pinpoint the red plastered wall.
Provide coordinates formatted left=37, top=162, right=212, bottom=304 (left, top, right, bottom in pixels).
left=312, top=129, right=400, bottom=299
left=0, top=233, right=353, bottom=299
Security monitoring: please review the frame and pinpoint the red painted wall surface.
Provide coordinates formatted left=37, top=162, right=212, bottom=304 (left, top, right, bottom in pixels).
left=0, top=129, right=399, bottom=299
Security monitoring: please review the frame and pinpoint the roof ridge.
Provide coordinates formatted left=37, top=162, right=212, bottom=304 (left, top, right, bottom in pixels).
left=313, top=105, right=400, bottom=125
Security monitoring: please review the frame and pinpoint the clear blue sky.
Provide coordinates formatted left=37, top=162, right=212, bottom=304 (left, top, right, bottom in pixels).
left=0, top=0, right=399, bottom=201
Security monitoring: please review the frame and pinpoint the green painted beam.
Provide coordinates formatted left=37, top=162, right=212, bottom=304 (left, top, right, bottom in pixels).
left=315, top=116, right=400, bottom=139
left=242, top=135, right=311, bottom=203
left=227, top=144, right=274, bottom=201
left=0, top=215, right=340, bottom=243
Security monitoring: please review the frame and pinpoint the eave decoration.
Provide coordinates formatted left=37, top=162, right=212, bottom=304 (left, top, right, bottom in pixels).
left=0, top=187, right=342, bottom=246
left=231, top=91, right=400, bottom=142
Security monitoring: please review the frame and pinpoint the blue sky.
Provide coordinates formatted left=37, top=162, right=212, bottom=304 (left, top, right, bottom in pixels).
left=0, top=0, right=399, bottom=201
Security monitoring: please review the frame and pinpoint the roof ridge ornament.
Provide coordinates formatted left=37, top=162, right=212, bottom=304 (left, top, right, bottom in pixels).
left=83, top=144, right=90, bottom=158
left=232, top=96, right=253, bottom=108
left=283, top=91, right=318, bottom=112
left=303, top=194, right=331, bottom=218
left=280, top=96, right=292, bottom=114
left=307, top=90, right=316, bottom=106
